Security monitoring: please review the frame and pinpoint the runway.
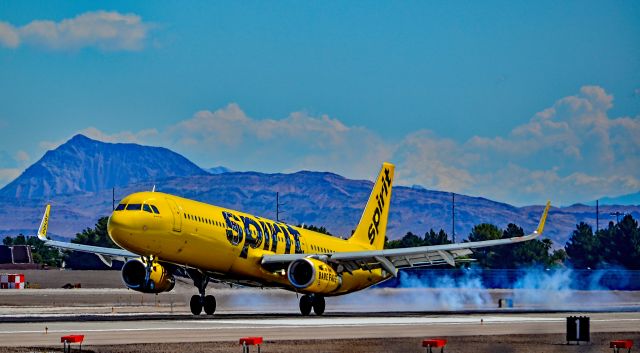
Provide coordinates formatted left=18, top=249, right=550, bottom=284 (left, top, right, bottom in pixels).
left=0, top=287, right=638, bottom=347
left=0, top=312, right=638, bottom=346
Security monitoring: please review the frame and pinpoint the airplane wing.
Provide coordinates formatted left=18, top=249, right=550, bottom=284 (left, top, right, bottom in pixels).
left=261, top=201, right=551, bottom=277
left=36, top=204, right=137, bottom=266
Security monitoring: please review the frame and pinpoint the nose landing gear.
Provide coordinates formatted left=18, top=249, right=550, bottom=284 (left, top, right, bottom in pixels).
left=299, top=294, right=325, bottom=316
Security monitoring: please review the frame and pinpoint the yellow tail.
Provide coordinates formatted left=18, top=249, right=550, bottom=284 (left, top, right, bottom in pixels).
left=37, top=204, right=51, bottom=241
left=348, top=162, right=395, bottom=250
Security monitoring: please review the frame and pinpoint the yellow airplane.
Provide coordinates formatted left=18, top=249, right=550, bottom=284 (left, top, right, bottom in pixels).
left=36, top=162, right=550, bottom=316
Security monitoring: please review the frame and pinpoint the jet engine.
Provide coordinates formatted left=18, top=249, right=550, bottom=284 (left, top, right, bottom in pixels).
left=121, top=258, right=175, bottom=294
left=287, top=257, right=341, bottom=294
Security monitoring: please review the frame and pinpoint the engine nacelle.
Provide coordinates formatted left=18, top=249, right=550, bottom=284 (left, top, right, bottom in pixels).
left=287, top=257, right=341, bottom=294
left=121, top=259, right=175, bottom=294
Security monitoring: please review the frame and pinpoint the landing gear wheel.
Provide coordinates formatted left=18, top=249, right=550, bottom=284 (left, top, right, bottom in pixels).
left=299, top=295, right=312, bottom=316
left=312, top=295, right=325, bottom=316
left=203, top=295, right=216, bottom=315
left=190, top=295, right=202, bottom=315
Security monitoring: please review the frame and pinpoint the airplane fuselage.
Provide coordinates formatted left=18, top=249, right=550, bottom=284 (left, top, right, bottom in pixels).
left=107, top=191, right=388, bottom=295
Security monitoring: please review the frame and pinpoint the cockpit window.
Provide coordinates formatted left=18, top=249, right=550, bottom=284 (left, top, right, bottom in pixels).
left=126, top=204, right=142, bottom=211
left=143, top=204, right=153, bottom=213
left=115, top=203, right=126, bottom=211
left=150, top=205, right=160, bottom=214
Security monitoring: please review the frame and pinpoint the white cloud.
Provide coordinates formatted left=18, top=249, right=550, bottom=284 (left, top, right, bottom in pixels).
left=0, top=11, right=151, bottom=51
left=160, top=104, right=393, bottom=178
left=395, top=85, right=640, bottom=204
left=394, top=130, right=475, bottom=192
left=0, top=22, right=20, bottom=48
left=0, top=151, right=16, bottom=168
left=79, top=127, right=158, bottom=144
left=0, top=150, right=30, bottom=169
left=36, top=86, right=639, bottom=205
left=0, top=168, right=21, bottom=189
left=14, top=150, right=30, bottom=168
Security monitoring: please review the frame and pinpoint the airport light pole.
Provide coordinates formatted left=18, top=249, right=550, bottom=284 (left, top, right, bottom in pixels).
left=596, top=200, right=599, bottom=231
left=452, top=192, right=456, bottom=243
left=276, top=192, right=286, bottom=222
left=609, top=211, right=627, bottom=224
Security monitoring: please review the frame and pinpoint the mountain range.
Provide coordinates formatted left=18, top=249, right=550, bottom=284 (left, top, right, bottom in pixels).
left=588, top=192, right=640, bottom=207
left=0, top=134, right=638, bottom=248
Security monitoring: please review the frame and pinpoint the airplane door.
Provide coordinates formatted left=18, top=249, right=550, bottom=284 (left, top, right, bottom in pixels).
left=165, top=198, right=182, bottom=232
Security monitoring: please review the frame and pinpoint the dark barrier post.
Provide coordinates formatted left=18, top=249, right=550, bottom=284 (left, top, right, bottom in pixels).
left=566, top=316, right=590, bottom=344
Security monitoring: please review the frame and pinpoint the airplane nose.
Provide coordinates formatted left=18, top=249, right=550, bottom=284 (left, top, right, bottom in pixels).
left=108, top=211, right=125, bottom=232
left=107, top=212, right=128, bottom=246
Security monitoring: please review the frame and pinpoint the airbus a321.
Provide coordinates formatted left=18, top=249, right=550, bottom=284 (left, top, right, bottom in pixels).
left=36, top=162, right=550, bottom=316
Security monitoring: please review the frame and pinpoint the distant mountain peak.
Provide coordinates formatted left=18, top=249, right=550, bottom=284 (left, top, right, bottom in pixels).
left=0, top=135, right=208, bottom=199
left=69, top=133, right=92, bottom=142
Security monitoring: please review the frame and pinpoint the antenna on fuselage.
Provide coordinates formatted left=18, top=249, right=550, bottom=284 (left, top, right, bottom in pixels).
left=152, top=185, right=156, bottom=192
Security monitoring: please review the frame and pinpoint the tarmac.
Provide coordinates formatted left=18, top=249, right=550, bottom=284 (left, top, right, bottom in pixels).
left=0, top=277, right=638, bottom=349
left=0, top=312, right=638, bottom=346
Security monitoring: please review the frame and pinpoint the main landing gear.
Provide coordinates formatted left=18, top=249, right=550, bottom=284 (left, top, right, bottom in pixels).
left=187, top=269, right=216, bottom=315
left=299, top=294, right=325, bottom=316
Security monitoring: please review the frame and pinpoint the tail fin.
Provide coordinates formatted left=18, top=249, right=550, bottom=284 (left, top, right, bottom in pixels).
left=348, top=162, right=395, bottom=250
left=37, top=204, right=51, bottom=241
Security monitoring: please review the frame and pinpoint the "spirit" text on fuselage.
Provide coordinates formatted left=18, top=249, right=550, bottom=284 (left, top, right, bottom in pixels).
left=222, top=211, right=303, bottom=258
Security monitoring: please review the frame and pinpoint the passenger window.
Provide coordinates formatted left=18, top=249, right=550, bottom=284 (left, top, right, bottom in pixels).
left=151, top=205, right=160, bottom=214
left=126, top=204, right=142, bottom=211
left=115, top=203, right=126, bottom=211
left=143, top=204, right=153, bottom=213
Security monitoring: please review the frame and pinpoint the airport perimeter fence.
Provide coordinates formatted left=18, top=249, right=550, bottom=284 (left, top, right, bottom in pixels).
left=375, top=268, right=640, bottom=291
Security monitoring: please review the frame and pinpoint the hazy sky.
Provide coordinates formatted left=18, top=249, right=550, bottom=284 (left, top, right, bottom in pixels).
left=1, top=1, right=639, bottom=205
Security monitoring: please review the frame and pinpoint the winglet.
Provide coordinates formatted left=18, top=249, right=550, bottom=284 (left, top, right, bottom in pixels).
left=37, top=204, right=51, bottom=241
left=535, top=201, right=551, bottom=235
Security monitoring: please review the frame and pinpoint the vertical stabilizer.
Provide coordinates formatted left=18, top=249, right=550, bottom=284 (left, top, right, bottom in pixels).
left=348, top=162, right=395, bottom=250
left=37, top=204, right=51, bottom=241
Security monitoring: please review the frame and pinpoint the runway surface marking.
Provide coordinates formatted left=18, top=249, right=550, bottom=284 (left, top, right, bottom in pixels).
left=1, top=316, right=640, bottom=335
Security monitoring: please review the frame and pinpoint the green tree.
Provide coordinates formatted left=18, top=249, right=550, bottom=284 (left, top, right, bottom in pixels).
left=72, top=217, right=118, bottom=248
left=492, top=224, right=561, bottom=268
left=466, top=223, right=502, bottom=267
left=299, top=224, right=332, bottom=236
left=550, top=248, right=567, bottom=265
left=423, top=229, right=452, bottom=246
left=384, top=236, right=402, bottom=249
left=384, top=229, right=453, bottom=261
left=399, top=232, right=423, bottom=248
left=565, top=222, right=602, bottom=269
left=493, top=223, right=525, bottom=268
left=385, top=232, right=424, bottom=249
left=599, top=215, right=640, bottom=269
